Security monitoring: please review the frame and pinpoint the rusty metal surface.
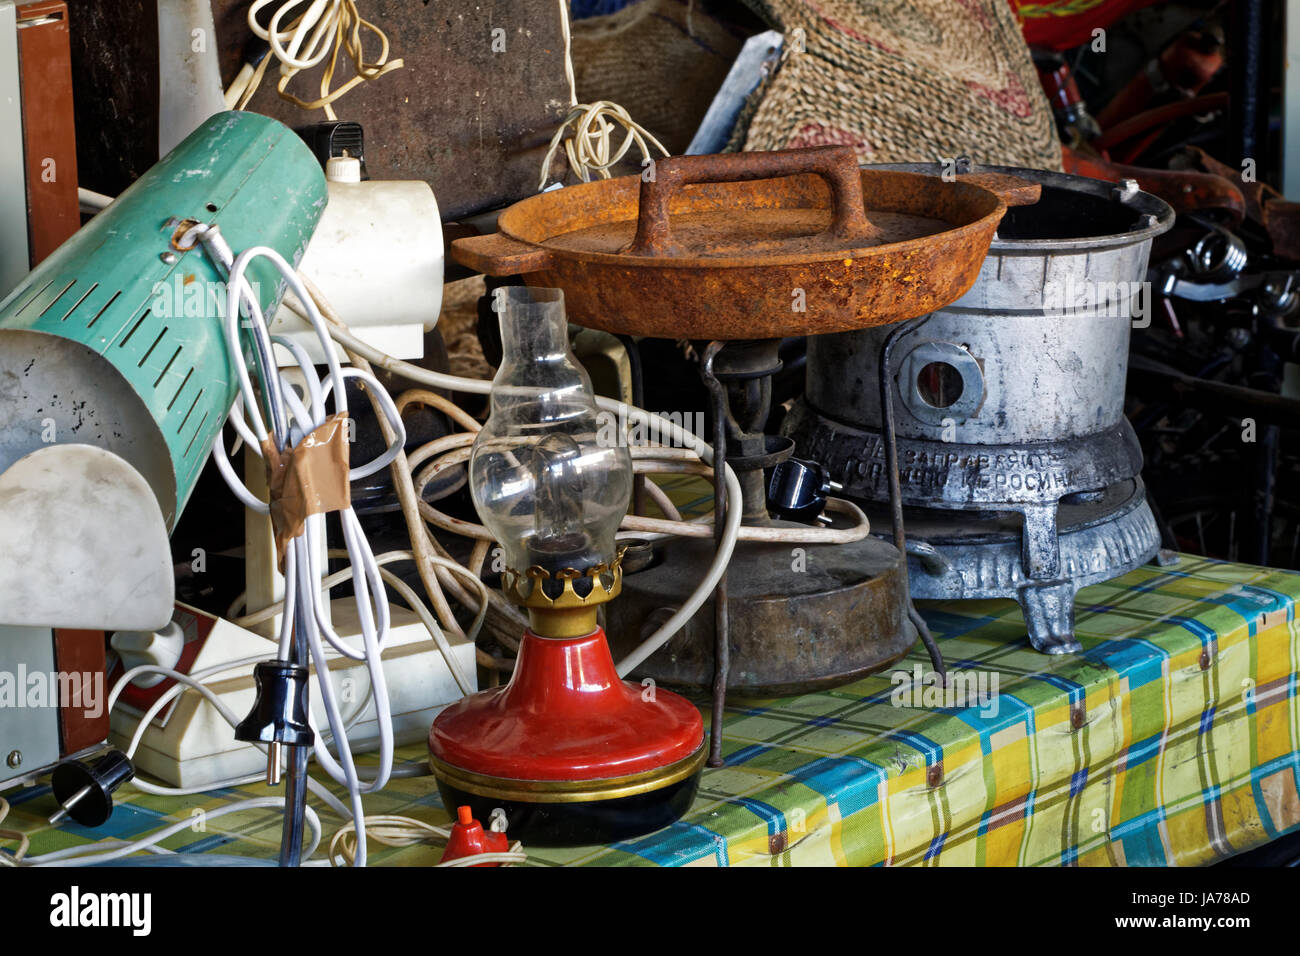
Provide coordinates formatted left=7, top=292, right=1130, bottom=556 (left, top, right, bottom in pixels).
left=1185, top=146, right=1300, bottom=262
left=209, top=0, right=570, bottom=220
left=626, top=149, right=881, bottom=256
left=451, top=147, right=1034, bottom=340
left=605, top=533, right=914, bottom=697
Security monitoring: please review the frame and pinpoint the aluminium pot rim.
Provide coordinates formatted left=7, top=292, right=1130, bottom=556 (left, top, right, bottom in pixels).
left=861, top=161, right=1175, bottom=253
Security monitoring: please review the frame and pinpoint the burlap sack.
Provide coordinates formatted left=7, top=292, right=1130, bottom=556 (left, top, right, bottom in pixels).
left=737, top=0, right=1063, bottom=170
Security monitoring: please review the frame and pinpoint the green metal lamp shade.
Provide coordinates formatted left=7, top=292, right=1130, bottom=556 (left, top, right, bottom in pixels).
left=0, top=111, right=326, bottom=527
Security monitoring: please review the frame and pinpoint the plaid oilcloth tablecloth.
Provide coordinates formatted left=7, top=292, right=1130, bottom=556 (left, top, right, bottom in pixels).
left=5, top=555, right=1299, bottom=867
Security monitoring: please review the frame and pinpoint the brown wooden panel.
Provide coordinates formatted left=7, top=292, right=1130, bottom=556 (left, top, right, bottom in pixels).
left=52, top=627, right=107, bottom=756
left=17, top=0, right=79, bottom=263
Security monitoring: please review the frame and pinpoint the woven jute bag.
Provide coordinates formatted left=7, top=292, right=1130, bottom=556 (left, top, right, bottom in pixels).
left=737, top=0, right=1063, bottom=170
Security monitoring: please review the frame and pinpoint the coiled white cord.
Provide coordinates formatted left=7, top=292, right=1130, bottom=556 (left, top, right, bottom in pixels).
left=233, top=1, right=404, bottom=119
left=312, top=309, right=744, bottom=677
left=539, top=0, right=670, bottom=189
left=192, top=225, right=405, bottom=867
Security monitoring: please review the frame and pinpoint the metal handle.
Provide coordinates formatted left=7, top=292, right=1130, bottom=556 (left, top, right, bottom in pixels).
left=625, top=146, right=879, bottom=257
left=450, top=231, right=555, bottom=276
left=956, top=172, right=1042, bottom=208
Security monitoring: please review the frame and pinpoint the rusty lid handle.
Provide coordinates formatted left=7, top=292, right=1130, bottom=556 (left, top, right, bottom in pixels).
left=450, top=231, right=554, bottom=276
left=625, top=146, right=880, bottom=257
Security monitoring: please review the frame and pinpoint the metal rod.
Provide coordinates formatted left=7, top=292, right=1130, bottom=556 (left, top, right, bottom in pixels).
left=701, top=341, right=731, bottom=768
left=1227, top=0, right=1267, bottom=174
left=47, top=785, right=92, bottom=825
left=1128, top=353, right=1300, bottom=428
left=879, top=315, right=946, bottom=682
left=279, top=609, right=309, bottom=867
left=267, top=740, right=282, bottom=787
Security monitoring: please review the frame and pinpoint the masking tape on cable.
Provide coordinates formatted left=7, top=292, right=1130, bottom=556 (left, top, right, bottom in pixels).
left=261, top=413, right=352, bottom=571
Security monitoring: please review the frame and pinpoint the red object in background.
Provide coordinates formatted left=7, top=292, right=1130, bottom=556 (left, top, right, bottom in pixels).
left=1096, top=27, right=1224, bottom=130
left=1039, top=58, right=1086, bottom=117
left=1034, top=53, right=1101, bottom=143
left=440, top=806, right=510, bottom=866
left=1060, top=146, right=1246, bottom=225
left=1009, top=0, right=1161, bottom=51
left=429, top=628, right=702, bottom=782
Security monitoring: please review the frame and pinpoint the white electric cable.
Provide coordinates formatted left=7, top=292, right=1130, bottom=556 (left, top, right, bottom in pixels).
left=77, top=187, right=114, bottom=214
left=98, top=661, right=519, bottom=867
left=539, top=0, right=670, bottom=189
left=324, top=814, right=526, bottom=867
left=106, top=659, right=350, bottom=821
left=228, top=550, right=485, bottom=689
left=311, top=308, right=742, bottom=677
left=411, top=444, right=870, bottom=544
left=241, top=0, right=403, bottom=120
left=189, top=227, right=407, bottom=867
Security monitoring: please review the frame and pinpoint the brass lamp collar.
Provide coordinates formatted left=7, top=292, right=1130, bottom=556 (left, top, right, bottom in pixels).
left=502, top=547, right=626, bottom=639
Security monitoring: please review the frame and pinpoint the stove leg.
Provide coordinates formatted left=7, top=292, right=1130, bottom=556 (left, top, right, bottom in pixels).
left=702, top=342, right=731, bottom=768
left=1018, top=581, right=1083, bottom=654
left=880, top=315, right=948, bottom=683
left=1021, top=503, right=1062, bottom=581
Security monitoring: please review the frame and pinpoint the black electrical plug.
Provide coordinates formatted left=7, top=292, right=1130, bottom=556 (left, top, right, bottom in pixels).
left=49, top=749, right=135, bottom=827
left=766, top=457, right=844, bottom=525
left=235, top=661, right=314, bottom=786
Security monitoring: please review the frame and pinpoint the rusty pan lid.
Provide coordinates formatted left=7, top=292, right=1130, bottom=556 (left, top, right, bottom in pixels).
left=450, top=147, right=1040, bottom=339
left=455, top=147, right=1038, bottom=273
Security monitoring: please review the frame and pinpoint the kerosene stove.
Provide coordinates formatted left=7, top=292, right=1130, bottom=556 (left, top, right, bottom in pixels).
left=785, top=163, right=1174, bottom=653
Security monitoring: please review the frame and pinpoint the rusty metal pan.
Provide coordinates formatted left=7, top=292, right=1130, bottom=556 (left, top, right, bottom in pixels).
left=451, top=146, right=1038, bottom=340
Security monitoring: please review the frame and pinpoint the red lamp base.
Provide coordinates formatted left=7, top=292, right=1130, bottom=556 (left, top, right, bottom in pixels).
left=429, top=627, right=705, bottom=845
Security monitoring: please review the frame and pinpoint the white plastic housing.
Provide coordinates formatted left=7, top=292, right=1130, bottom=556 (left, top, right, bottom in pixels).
left=270, top=174, right=444, bottom=364
left=0, top=444, right=173, bottom=630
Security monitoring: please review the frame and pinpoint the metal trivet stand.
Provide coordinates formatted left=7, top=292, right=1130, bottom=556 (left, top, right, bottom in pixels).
left=615, top=337, right=946, bottom=768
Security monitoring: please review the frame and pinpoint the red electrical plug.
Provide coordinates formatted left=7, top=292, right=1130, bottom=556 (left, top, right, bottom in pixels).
left=440, top=806, right=510, bottom=866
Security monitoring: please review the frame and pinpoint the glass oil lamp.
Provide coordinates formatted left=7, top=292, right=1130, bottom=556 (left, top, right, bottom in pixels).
left=428, top=286, right=705, bottom=845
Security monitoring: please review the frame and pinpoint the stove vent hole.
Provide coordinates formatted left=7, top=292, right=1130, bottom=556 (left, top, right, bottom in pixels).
left=916, top=362, right=964, bottom=408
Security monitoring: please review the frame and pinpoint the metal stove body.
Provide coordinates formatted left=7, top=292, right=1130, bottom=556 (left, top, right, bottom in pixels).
left=786, top=164, right=1175, bottom=653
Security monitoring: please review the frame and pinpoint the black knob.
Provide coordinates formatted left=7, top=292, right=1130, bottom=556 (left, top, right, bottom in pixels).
left=50, top=749, right=135, bottom=827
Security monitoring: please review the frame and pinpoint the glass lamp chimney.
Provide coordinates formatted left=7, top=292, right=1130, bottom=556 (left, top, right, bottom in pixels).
left=468, top=286, right=632, bottom=635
